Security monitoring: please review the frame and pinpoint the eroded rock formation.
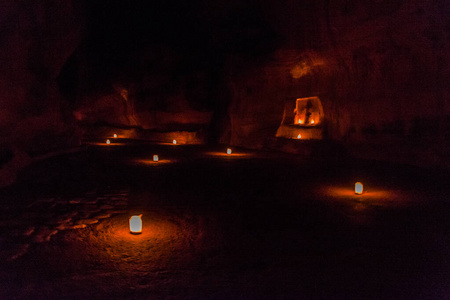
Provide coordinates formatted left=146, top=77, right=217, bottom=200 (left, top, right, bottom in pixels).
left=2, top=0, right=450, bottom=187
left=223, top=0, right=450, bottom=165
left=0, top=1, right=84, bottom=186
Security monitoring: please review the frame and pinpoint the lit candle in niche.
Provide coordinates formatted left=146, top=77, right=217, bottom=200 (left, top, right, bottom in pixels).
left=106, top=139, right=111, bottom=145
left=355, top=182, right=364, bottom=195
left=311, top=120, right=315, bottom=124
left=227, top=148, right=232, bottom=155
left=113, top=134, right=118, bottom=138
left=297, top=134, right=301, bottom=139
left=129, top=215, right=142, bottom=234
left=153, top=155, right=159, bottom=162
left=298, top=119, right=303, bottom=124
left=173, top=139, right=177, bottom=145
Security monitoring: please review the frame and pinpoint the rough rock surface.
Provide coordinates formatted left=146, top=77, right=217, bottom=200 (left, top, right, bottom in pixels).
left=0, top=1, right=84, bottom=186
left=2, top=0, right=450, bottom=189
left=1, top=144, right=450, bottom=299
left=0, top=187, right=129, bottom=262
left=221, top=0, right=450, bottom=166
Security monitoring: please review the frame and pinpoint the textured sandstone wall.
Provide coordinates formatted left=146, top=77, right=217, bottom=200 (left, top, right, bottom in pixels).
left=223, top=0, right=450, bottom=165
left=0, top=1, right=84, bottom=185
left=1, top=0, right=449, bottom=181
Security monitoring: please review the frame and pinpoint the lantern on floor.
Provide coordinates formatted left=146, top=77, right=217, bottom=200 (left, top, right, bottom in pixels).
left=106, top=139, right=111, bottom=145
left=227, top=148, right=232, bottom=155
left=129, top=215, right=142, bottom=234
left=153, top=155, right=159, bottom=162
left=297, top=134, right=301, bottom=139
left=113, top=134, right=118, bottom=138
left=173, top=139, right=177, bottom=144
left=298, top=119, right=303, bottom=124
left=310, top=120, right=315, bottom=124
left=355, top=182, right=364, bottom=195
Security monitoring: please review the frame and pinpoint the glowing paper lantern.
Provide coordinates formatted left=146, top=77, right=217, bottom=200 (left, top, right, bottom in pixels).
left=297, top=134, right=301, bottom=139
left=129, top=215, right=142, bottom=234
left=153, top=155, right=159, bottom=162
left=173, top=139, right=177, bottom=145
left=106, top=139, right=111, bottom=145
left=227, top=148, right=232, bottom=155
left=355, top=182, right=364, bottom=195
left=113, top=134, right=118, bottom=138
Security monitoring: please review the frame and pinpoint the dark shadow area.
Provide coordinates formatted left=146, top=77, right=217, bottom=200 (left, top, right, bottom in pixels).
left=1, top=144, right=450, bottom=299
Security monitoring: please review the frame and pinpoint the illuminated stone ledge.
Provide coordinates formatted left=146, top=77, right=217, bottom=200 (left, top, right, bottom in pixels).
left=131, top=159, right=177, bottom=165
left=85, top=142, right=127, bottom=146
left=205, top=151, right=252, bottom=158
left=275, top=125, right=323, bottom=140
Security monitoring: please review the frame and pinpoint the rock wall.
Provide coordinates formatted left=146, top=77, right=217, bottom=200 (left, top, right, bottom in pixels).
left=223, top=0, right=450, bottom=166
left=1, top=0, right=449, bottom=180
left=69, top=43, right=213, bottom=143
left=0, top=1, right=84, bottom=186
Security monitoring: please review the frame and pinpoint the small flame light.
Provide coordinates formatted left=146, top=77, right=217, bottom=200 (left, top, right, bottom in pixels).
left=298, top=119, right=303, bottom=124
left=106, top=139, right=111, bottom=145
left=153, top=155, right=159, bottom=162
left=129, top=215, right=142, bottom=234
left=227, top=148, right=232, bottom=155
left=173, top=139, right=177, bottom=145
left=113, top=134, right=118, bottom=138
left=311, top=120, right=315, bottom=124
left=297, top=134, right=301, bottom=139
left=355, top=182, right=364, bottom=195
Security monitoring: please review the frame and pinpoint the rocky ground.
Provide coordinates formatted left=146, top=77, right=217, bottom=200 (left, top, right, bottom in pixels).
left=0, top=142, right=450, bottom=299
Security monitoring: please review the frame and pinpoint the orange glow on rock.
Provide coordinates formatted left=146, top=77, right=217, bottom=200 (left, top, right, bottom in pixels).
left=292, top=97, right=323, bottom=127
left=206, top=151, right=250, bottom=158
left=129, top=215, right=142, bottom=234
left=106, top=139, right=111, bottom=145
left=227, top=148, right=232, bottom=155
left=355, top=182, right=364, bottom=195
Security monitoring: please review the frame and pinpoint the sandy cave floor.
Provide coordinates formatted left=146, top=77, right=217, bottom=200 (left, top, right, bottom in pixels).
left=0, top=143, right=450, bottom=299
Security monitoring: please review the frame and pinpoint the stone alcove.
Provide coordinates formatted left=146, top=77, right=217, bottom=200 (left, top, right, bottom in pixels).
left=276, top=96, right=324, bottom=140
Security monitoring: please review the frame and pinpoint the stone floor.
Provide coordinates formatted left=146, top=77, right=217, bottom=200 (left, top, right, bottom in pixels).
left=0, top=142, right=449, bottom=299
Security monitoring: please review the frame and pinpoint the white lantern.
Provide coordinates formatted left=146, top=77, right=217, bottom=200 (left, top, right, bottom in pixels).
left=106, top=139, right=111, bottom=145
left=129, top=215, right=142, bottom=234
left=173, top=139, right=177, bottom=144
left=297, top=134, right=301, bottom=139
left=355, top=182, right=363, bottom=195
left=227, top=148, right=232, bottom=155
left=153, top=155, right=159, bottom=162
left=113, top=134, right=118, bottom=138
